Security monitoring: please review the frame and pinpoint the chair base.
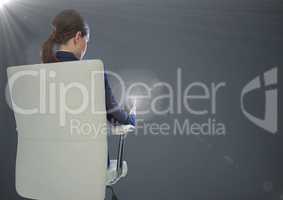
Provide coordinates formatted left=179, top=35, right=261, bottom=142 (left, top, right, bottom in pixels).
left=106, top=160, right=128, bottom=185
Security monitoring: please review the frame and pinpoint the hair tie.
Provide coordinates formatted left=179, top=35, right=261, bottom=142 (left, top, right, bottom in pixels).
left=63, top=30, right=75, bottom=37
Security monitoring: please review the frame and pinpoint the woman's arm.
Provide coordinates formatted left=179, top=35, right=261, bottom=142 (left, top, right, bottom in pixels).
left=104, top=73, right=136, bottom=126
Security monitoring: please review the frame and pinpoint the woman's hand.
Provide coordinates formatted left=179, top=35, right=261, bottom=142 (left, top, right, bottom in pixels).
left=129, top=98, right=136, bottom=115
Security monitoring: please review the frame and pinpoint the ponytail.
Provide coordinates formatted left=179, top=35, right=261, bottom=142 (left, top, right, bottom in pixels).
left=41, top=32, right=58, bottom=63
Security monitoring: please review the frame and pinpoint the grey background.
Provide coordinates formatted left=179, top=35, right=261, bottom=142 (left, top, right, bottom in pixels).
left=0, top=0, right=282, bottom=199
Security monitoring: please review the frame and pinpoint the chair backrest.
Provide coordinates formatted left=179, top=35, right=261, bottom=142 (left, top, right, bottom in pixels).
left=7, top=60, right=108, bottom=200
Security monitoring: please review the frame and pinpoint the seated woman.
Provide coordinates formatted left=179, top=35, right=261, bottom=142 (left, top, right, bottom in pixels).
left=41, top=9, right=136, bottom=167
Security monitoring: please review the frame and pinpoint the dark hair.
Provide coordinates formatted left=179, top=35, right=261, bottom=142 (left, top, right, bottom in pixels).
left=41, top=9, right=89, bottom=63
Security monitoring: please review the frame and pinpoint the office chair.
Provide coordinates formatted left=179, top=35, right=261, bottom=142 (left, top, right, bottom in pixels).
left=7, top=60, right=134, bottom=200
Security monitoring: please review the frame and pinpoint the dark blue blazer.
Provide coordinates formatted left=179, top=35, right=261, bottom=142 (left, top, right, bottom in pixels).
left=55, top=51, right=136, bottom=126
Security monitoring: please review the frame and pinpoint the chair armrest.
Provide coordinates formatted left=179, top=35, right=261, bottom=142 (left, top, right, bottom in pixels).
left=110, top=125, right=136, bottom=136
